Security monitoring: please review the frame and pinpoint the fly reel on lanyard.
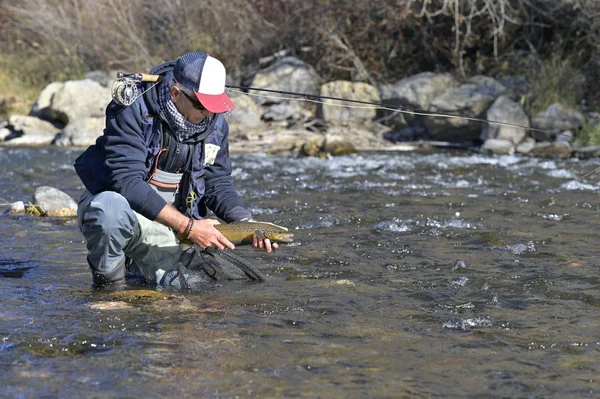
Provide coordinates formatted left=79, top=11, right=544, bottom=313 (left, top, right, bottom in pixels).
left=111, top=72, right=162, bottom=106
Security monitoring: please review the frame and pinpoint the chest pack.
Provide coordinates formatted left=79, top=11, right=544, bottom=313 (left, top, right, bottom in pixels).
left=137, top=93, right=199, bottom=210
left=147, top=125, right=198, bottom=209
left=135, top=85, right=224, bottom=219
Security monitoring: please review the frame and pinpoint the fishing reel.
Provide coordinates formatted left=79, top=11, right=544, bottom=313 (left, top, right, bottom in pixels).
left=111, top=72, right=161, bottom=106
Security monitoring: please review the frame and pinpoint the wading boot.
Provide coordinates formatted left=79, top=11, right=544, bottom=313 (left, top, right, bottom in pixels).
left=90, top=260, right=126, bottom=289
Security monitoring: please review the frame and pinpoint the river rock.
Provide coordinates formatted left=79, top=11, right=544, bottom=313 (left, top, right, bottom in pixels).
left=480, top=138, right=515, bottom=155
left=555, top=130, right=573, bottom=143
left=29, top=82, right=64, bottom=121
left=262, top=102, right=304, bottom=122
left=0, top=123, right=9, bottom=141
left=531, top=103, right=585, bottom=138
left=480, top=96, right=528, bottom=145
left=322, top=133, right=357, bottom=156
left=573, top=145, right=600, bottom=159
left=53, top=117, right=104, bottom=147
left=44, top=79, right=112, bottom=125
left=530, top=141, right=572, bottom=159
left=249, top=57, right=321, bottom=105
left=326, top=122, right=391, bottom=149
left=32, top=186, right=78, bottom=217
left=381, top=72, right=458, bottom=111
left=0, top=115, right=61, bottom=145
left=516, top=137, right=536, bottom=154
left=227, top=93, right=262, bottom=129
left=380, top=72, right=457, bottom=128
left=319, top=81, right=380, bottom=124
left=468, top=76, right=507, bottom=98
left=300, top=136, right=325, bottom=157
left=1, top=201, right=25, bottom=215
left=425, top=80, right=502, bottom=141
left=267, top=130, right=323, bottom=154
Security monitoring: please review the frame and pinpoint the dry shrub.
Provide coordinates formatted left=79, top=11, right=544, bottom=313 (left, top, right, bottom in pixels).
left=0, top=0, right=273, bottom=83
left=1, top=0, right=599, bottom=109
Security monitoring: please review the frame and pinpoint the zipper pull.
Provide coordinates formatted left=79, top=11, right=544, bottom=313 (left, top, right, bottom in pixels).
left=175, top=142, right=180, bottom=155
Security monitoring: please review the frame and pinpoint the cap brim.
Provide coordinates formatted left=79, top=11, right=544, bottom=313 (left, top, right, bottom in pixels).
left=195, top=92, right=235, bottom=113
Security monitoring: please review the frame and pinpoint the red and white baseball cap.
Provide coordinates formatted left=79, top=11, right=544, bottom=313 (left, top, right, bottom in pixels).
left=173, top=52, right=235, bottom=113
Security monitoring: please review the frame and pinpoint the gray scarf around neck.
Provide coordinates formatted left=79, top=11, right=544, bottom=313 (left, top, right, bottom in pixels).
left=157, top=73, right=212, bottom=143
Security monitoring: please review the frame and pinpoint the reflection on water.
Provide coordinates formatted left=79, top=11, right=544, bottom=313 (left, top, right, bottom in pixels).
left=1, top=146, right=599, bottom=398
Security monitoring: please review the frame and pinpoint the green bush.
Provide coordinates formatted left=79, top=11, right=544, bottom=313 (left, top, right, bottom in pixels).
left=576, top=121, right=600, bottom=147
left=521, top=52, right=586, bottom=115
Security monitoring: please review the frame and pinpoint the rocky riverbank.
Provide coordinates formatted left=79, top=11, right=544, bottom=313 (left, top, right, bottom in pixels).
left=1, top=56, right=599, bottom=159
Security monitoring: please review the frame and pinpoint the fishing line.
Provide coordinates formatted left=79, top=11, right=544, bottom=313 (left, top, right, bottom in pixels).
left=225, top=85, right=561, bottom=138
left=226, top=85, right=598, bottom=181
left=111, top=73, right=598, bottom=179
left=113, top=74, right=557, bottom=136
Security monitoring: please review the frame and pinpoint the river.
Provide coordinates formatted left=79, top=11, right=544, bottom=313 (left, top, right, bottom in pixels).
left=1, top=146, right=599, bottom=398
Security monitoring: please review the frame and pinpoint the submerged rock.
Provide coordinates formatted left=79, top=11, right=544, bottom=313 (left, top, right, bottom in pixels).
left=322, top=134, right=357, bottom=156
left=480, top=138, right=515, bottom=155
left=107, top=289, right=167, bottom=302
left=32, top=186, right=78, bottom=217
left=530, top=141, right=572, bottom=159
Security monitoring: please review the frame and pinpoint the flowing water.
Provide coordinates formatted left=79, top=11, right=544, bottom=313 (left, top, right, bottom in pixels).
left=1, top=146, right=599, bottom=398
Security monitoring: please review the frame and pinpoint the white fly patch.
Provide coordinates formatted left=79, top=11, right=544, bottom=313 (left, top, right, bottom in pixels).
left=203, top=143, right=221, bottom=165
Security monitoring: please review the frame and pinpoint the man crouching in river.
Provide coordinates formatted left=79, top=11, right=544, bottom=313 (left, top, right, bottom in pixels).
left=74, top=52, right=276, bottom=288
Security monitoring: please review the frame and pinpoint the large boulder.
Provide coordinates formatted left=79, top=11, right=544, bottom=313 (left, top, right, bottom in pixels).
left=227, top=93, right=263, bottom=132
left=29, top=82, right=64, bottom=121
left=531, top=103, right=585, bottom=138
left=379, top=72, right=457, bottom=129
left=0, top=115, right=61, bottom=145
left=381, top=72, right=458, bottom=111
left=319, top=81, right=380, bottom=124
left=53, top=117, right=105, bottom=147
left=249, top=57, right=321, bottom=105
left=481, top=96, right=529, bottom=145
left=40, top=79, right=112, bottom=125
left=468, top=76, right=507, bottom=98
left=262, top=102, right=305, bottom=122
left=425, top=78, right=504, bottom=142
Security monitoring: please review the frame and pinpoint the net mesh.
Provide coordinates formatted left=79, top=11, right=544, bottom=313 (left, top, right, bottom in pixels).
left=161, top=245, right=265, bottom=290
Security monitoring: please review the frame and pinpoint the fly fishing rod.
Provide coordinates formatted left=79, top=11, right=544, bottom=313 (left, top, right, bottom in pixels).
left=112, top=71, right=560, bottom=137
left=112, top=72, right=598, bottom=178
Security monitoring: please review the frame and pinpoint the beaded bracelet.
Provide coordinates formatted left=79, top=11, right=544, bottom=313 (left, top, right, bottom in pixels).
left=183, top=217, right=193, bottom=238
left=185, top=218, right=195, bottom=240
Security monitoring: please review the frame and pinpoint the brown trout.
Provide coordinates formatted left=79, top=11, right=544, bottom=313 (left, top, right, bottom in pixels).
left=215, top=221, right=294, bottom=245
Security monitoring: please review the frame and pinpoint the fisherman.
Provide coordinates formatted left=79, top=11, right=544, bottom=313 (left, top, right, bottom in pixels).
left=74, top=51, right=277, bottom=288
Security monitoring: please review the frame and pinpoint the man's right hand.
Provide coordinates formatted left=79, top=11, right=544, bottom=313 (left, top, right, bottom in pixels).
left=188, top=218, right=235, bottom=250
left=155, top=204, right=234, bottom=250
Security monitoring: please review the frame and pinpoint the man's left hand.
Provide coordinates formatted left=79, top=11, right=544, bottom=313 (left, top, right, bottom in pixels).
left=252, top=234, right=278, bottom=253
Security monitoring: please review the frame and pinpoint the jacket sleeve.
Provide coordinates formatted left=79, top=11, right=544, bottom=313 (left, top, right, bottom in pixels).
left=102, top=101, right=167, bottom=220
left=203, top=120, right=252, bottom=223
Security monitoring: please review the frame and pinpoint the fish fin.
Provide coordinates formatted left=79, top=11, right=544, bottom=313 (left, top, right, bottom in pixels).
left=254, top=221, right=288, bottom=231
left=254, top=230, right=265, bottom=241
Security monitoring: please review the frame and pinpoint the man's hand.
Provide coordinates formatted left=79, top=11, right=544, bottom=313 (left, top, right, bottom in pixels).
left=239, top=218, right=279, bottom=253
left=251, top=234, right=279, bottom=253
left=188, top=219, right=235, bottom=250
left=155, top=204, right=234, bottom=250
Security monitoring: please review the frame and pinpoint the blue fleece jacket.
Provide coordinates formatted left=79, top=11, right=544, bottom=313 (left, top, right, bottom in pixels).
left=74, top=61, right=251, bottom=223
